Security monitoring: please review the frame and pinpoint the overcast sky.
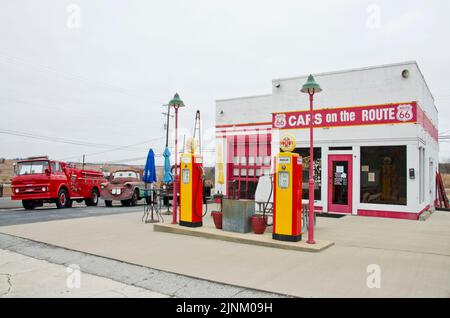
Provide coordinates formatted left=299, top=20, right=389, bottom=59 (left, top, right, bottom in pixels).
left=1, top=0, right=450, bottom=166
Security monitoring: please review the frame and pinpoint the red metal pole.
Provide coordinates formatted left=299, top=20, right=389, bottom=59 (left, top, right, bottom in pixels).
left=307, top=91, right=316, bottom=244
left=172, top=107, right=179, bottom=224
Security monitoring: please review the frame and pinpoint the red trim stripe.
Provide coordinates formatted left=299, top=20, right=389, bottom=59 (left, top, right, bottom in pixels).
left=357, top=205, right=430, bottom=220
left=416, top=103, right=439, bottom=141
left=216, top=122, right=272, bottom=129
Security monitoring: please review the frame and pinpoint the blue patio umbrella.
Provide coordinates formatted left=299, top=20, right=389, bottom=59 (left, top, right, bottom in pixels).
left=143, top=149, right=157, bottom=184
left=162, top=146, right=173, bottom=183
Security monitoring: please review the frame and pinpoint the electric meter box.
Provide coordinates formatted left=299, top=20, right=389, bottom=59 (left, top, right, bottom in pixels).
left=179, top=153, right=203, bottom=227
left=273, top=152, right=303, bottom=242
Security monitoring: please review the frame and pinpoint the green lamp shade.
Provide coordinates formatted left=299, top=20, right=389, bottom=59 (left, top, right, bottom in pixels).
left=168, top=93, right=185, bottom=107
left=301, top=75, right=322, bottom=94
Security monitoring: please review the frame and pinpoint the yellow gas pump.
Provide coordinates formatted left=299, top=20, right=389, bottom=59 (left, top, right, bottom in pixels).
left=273, top=135, right=303, bottom=242
left=179, top=140, right=204, bottom=228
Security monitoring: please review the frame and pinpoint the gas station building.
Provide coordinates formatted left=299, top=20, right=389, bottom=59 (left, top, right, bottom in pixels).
left=215, top=62, right=439, bottom=220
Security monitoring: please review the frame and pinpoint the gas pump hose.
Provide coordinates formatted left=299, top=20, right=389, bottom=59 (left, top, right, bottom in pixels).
left=193, top=166, right=208, bottom=218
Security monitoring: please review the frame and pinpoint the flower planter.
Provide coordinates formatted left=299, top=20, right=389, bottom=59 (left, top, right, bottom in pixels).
left=251, top=215, right=268, bottom=234
left=211, top=211, right=223, bottom=229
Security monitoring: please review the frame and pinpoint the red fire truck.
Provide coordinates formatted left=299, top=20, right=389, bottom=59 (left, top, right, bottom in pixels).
left=11, top=157, right=105, bottom=210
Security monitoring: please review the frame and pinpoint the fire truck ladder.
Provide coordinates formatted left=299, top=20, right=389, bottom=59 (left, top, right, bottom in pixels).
left=436, top=172, right=450, bottom=211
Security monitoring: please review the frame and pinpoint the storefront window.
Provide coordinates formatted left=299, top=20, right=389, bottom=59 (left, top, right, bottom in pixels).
left=291, top=148, right=322, bottom=200
left=360, top=146, right=407, bottom=206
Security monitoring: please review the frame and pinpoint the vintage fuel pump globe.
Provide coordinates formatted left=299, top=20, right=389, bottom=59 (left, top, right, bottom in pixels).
left=273, top=135, right=303, bottom=242
left=280, top=134, right=296, bottom=152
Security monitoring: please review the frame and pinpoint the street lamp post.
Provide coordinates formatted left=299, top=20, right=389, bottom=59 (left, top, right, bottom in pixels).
left=168, top=93, right=185, bottom=224
left=301, top=75, right=322, bottom=244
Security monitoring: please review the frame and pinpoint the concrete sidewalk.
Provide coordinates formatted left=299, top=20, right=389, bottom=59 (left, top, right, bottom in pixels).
left=0, top=197, right=22, bottom=210
left=0, top=209, right=449, bottom=297
left=0, top=249, right=167, bottom=298
left=0, top=234, right=283, bottom=298
left=154, top=222, right=334, bottom=252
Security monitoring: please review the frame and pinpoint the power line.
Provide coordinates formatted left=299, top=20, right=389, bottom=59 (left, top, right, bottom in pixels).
left=0, top=95, right=141, bottom=126
left=0, top=128, right=162, bottom=153
left=99, top=148, right=217, bottom=165
left=60, top=136, right=166, bottom=160
left=0, top=129, right=121, bottom=148
left=0, top=50, right=162, bottom=104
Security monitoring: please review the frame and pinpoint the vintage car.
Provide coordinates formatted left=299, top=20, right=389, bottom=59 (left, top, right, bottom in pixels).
left=100, top=170, right=148, bottom=207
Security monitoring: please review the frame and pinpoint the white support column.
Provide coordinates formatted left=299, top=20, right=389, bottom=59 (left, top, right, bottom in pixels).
left=352, top=145, right=361, bottom=216
left=321, top=146, right=329, bottom=213
left=271, top=130, right=280, bottom=175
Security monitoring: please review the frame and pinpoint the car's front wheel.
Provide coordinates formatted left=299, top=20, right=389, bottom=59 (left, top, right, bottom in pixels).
left=129, top=190, right=139, bottom=206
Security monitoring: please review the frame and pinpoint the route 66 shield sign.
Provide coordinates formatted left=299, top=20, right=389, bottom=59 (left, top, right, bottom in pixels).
left=396, top=104, right=414, bottom=122
left=274, top=114, right=287, bottom=129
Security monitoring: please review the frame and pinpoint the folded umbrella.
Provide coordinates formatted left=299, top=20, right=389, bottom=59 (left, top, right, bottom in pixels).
left=143, top=149, right=157, bottom=184
left=162, top=146, right=173, bottom=184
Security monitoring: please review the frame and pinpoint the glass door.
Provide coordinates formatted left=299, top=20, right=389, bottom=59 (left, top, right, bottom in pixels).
left=328, top=155, right=353, bottom=213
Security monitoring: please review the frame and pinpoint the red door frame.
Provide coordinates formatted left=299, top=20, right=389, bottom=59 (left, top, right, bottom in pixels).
left=328, top=154, right=353, bottom=213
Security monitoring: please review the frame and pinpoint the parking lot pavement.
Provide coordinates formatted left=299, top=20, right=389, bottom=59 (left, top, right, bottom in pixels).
left=0, top=233, right=285, bottom=298
left=0, top=201, right=147, bottom=227
left=0, top=248, right=168, bottom=298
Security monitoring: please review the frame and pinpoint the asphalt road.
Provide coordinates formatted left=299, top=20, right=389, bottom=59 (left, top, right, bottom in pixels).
left=0, top=199, right=149, bottom=227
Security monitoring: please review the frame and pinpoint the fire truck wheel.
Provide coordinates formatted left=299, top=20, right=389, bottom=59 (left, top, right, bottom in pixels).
left=22, top=200, right=35, bottom=210
left=56, top=189, right=69, bottom=209
left=85, top=189, right=99, bottom=206
left=105, top=200, right=113, bottom=207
